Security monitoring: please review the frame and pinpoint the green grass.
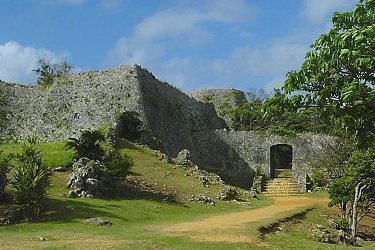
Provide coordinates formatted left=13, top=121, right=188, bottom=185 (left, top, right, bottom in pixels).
left=1, top=141, right=373, bottom=249
left=0, top=140, right=272, bottom=249
left=262, top=206, right=375, bottom=249
left=0, top=141, right=74, bottom=168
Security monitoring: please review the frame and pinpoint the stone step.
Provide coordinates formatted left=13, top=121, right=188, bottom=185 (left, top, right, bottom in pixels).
left=261, top=176, right=301, bottom=197
left=263, top=192, right=300, bottom=197
left=275, top=169, right=293, bottom=178
left=263, top=186, right=298, bottom=191
left=263, top=183, right=298, bottom=187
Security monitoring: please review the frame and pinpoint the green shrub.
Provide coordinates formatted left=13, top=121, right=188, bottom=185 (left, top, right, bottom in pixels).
left=0, top=151, right=11, bottom=202
left=11, top=138, right=50, bottom=220
left=104, top=149, right=133, bottom=180
left=311, top=170, right=326, bottom=189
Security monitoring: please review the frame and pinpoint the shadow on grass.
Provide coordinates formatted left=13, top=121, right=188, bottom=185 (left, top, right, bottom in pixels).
left=120, top=182, right=187, bottom=207
left=257, top=208, right=315, bottom=237
left=41, top=180, right=188, bottom=223
left=42, top=197, right=126, bottom=223
left=116, top=140, right=141, bottom=151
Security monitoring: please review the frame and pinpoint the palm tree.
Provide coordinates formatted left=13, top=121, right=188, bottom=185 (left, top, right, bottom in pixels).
left=65, top=130, right=106, bottom=160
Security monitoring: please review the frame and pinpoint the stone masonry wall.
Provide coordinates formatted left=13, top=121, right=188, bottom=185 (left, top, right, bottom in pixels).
left=0, top=65, right=332, bottom=192
left=0, top=65, right=143, bottom=141
left=190, top=89, right=246, bottom=128
left=0, top=65, right=226, bottom=157
left=191, top=130, right=334, bottom=191
left=137, top=69, right=227, bottom=156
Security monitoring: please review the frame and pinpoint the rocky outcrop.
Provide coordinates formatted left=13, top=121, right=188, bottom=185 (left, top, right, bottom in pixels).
left=67, top=157, right=109, bottom=198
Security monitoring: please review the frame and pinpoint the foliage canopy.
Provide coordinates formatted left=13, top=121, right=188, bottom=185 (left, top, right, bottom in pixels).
left=263, top=0, right=375, bottom=148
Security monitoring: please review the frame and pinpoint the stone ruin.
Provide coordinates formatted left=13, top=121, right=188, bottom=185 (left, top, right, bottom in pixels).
left=0, top=64, right=334, bottom=192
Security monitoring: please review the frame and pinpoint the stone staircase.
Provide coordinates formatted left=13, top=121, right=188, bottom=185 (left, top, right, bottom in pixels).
left=262, top=169, right=300, bottom=197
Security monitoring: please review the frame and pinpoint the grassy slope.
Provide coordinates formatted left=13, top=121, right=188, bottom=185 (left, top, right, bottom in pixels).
left=0, top=141, right=272, bottom=249
left=1, top=141, right=373, bottom=249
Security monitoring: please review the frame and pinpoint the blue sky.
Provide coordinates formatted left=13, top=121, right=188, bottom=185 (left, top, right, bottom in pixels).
left=0, top=0, right=358, bottom=92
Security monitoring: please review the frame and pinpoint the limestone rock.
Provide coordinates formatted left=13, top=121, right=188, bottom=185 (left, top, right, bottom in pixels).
left=174, top=149, right=193, bottom=166
left=187, top=195, right=215, bottom=206
left=217, top=187, right=238, bottom=201
left=67, top=157, right=106, bottom=198
left=84, top=217, right=112, bottom=226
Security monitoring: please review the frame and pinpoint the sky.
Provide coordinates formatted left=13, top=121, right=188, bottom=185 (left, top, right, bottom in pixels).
left=0, top=0, right=358, bottom=92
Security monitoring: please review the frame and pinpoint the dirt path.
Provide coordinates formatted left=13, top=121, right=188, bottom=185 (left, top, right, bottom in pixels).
left=161, top=196, right=326, bottom=243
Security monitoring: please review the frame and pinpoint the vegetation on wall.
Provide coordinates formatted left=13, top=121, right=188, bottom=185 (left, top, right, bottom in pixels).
left=33, top=58, right=72, bottom=87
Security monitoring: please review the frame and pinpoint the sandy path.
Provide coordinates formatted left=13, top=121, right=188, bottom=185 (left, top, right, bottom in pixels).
left=161, top=196, right=325, bottom=243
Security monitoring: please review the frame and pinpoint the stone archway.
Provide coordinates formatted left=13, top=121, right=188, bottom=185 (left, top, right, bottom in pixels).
left=270, top=144, right=292, bottom=178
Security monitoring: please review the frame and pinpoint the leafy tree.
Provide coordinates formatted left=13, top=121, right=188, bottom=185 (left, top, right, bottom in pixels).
left=117, top=111, right=143, bottom=140
left=264, top=0, right=375, bottom=149
left=65, top=130, right=106, bottom=160
left=11, top=137, right=50, bottom=220
left=262, top=0, right=374, bottom=242
left=33, top=58, right=72, bottom=87
left=226, top=89, right=271, bottom=131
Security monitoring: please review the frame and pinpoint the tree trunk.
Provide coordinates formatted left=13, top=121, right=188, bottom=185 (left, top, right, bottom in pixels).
left=351, top=183, right=367, bottom=242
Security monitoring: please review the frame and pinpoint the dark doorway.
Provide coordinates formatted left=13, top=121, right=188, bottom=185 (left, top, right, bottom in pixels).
left=270, top=144, right=292, bottom=178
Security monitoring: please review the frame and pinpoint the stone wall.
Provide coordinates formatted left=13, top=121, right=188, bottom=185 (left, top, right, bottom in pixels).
left=190, top=89, right=246, bottom=128
left=0, top=65, right=143, bottom=141
left=191, top=130, right=334, bottom=191
left=0, top=65, right=226, bottom=156
left=137, top=69, right=227, bottom=156
left=0, top=65, right=333, bottom=192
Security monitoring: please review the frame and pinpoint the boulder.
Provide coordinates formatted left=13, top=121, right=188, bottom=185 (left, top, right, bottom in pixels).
left=67, top=157, right=106, bottom=198
left=174, top=149, right=193, bottom=166
left=84, top=217, right=112, bottom=226
left=217, top=187, right=238, bottom=201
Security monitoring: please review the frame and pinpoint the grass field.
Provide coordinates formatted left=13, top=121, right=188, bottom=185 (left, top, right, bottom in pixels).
left=0, top=140, right=373, bottom=249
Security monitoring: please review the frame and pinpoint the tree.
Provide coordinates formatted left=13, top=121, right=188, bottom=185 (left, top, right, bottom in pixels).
left=329, top=149, right=374, bottom=242
left=33, top=59, right=72, bottom=87
left=65, top=130, right=106, bottom=160
left=264, top=0, right=375, bottom=149
left=262, top=0, right=374, bottom=242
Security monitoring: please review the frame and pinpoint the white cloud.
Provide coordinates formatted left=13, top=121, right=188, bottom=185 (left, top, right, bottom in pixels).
left=104, top=0, right=356, bottom=92
left=58, top=0, right=86, bottom=5
left=0, top=41, right=69, bottom=84
left=301, top=0, right=357, bottom=24
left=100, top=0, right=124, bottom=10
left=104, top=0, right=255, bottom=67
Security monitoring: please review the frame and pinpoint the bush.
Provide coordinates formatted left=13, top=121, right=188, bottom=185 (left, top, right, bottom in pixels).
left=103, top=149, right=133, bottom=182
left=0, top=151, right=11, bottom=202
left=11, top=138, right=50, bottom=220
left=311, top=170, right=326, bottom=189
